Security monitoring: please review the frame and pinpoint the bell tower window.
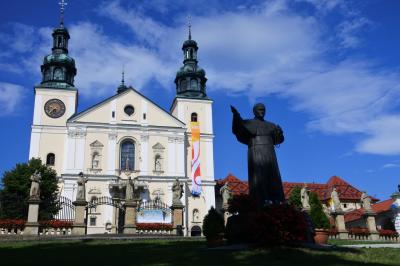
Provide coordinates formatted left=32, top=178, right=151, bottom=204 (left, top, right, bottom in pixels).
left=191, top=112, right=198, bottom=122
left=54, top=68, right=63, bottom=80
left=46, top=153, right=55, bottom=166
left=190, top=79, right=198, bottom=90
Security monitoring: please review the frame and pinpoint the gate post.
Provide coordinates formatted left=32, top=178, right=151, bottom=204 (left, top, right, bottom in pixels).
left=123, top=200, right=137, bottom=234
left=25, top=198, right=40, bottom=235
left=331, top=211, right=348, bottom=239
left=364, top=211, right=379, bottom=240
left=171, top=202, right=184, bottom=236
left=72, top=200, right=87, bottom=235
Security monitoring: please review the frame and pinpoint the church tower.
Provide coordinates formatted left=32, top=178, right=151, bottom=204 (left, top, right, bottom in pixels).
left=29, top=2, right=78, bottom=171
left=171, top=24, right=215, bottom=223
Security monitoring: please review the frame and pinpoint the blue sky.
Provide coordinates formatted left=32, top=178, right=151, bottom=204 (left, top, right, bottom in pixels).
left=0, top=0, right=400, bottom=200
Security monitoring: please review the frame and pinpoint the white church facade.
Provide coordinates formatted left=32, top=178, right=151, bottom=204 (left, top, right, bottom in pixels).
left=28, top=16, right=215, bottom=235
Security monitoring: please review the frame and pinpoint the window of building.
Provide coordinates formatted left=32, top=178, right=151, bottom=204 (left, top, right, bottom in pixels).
left=90, top=217, right=97, bottom=226
left=191, top=112, right=198, bottom=122
left=120, top=140, right=135, bottom=171
left=343, top=203, right=347, bottom=208
left=53, top=68, right=63, bottom=80
left=124, top=105, right=135, bottom=116
left=143, top=113, right=146, bottom=120
left=46, top=153, right=55, bottom=166
left=190, top=79, right=198, bottom=90
left=112, top=111, right=115, bottom=118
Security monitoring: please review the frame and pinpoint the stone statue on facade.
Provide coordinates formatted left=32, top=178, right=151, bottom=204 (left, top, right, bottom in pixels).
left=331, top=187, right=341, bottom=212
left=172, top=178, right=183, bottom=205
left=125, top=176, right=135, bottom=201
left=301, top=185, right=310, bottom=210
left=231, top=103, right=285, bottom=206
left=29, top=170, right=41, bottom=200
left=76, top=172, right=88, bottom=201
left=220, top=182, right=232, bottom=208
left=361, top=191, right=373, bottom=212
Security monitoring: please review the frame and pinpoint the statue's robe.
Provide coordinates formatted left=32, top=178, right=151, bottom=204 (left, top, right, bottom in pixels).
left=232, top=113, right=285, bottom=205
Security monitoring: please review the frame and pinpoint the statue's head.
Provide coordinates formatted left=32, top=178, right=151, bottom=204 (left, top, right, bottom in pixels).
left=253, top=103, right=265, bottom=119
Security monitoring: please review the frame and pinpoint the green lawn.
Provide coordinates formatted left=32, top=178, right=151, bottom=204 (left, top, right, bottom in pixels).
left=0, top=239, right=399, bottom=266
left=328, top=239, right=399, bottom=246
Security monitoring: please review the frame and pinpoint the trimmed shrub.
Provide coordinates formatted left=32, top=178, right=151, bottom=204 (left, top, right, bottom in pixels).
left=288, top=186, right=302, bottom=209
left=203, top=207, right=224, bottom=240
left=309, top=192, right=330, bottom=229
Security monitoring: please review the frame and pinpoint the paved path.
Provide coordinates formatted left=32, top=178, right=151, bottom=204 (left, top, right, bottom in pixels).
left=343, top=243, right=400, bottom=248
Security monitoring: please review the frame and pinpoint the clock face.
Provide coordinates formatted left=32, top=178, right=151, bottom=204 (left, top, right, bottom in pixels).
left=44, top=99, right=66, bottom=118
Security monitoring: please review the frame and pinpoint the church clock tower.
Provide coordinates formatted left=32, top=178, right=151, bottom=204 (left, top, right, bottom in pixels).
left=171, top=24, right=215, bottom=227
left=29, top=2, right=78, bottom=169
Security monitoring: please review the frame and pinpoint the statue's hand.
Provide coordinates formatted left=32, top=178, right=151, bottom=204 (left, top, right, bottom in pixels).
left=230, top=105, right=239, bottom=115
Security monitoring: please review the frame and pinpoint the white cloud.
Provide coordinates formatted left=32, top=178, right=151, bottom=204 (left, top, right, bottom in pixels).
left=0, top=0, right=399, bottom=156
left=0, top=82, right=24, bottom=115
left=382, top=163, right=400, bottom=169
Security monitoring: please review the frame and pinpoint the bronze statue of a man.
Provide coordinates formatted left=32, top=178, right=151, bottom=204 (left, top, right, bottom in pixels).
left=231, top=103, right=285, bottom=205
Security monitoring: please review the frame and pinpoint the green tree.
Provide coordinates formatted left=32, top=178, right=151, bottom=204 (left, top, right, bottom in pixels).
left=288, top=186, right=302, bottom=209
left=0, top=158, right=59, bottom=220
left=309, top=192, right=330, bottom=229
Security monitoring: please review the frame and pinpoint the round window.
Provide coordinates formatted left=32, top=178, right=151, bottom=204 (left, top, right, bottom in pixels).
left=124, top=105, right=135, bottom=116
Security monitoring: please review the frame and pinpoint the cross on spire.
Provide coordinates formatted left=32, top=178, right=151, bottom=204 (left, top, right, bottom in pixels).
left=188, top=15, right=192, bottom=40
left=121, top=65, right=125, bottom=86
left=59, top=0, right=68, bottom=26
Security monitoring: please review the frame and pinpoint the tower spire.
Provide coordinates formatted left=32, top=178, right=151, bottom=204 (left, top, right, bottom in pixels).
left=121, top=65, right=125, bottom=86
left=188, top=15, right=192, bottom=40
left=59, top=0, right=68, bottom=26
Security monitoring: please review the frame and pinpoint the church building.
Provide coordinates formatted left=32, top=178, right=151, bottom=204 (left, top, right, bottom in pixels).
left=28, top=13, right=215, bottom=235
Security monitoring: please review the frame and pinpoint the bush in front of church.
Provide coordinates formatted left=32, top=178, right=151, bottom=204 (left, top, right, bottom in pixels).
left=203, top=207, right=225, bottom=241
left=225, top=195, right=308, bottom=245
left=0, top=158, right=60, bottom=220
left=309, top=192, right=330, bottom=230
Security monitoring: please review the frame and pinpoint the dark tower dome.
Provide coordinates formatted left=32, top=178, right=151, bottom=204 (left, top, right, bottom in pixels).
left=174, top=24, right=208, bottom=99
left=40, top=22, right=77, bottom=88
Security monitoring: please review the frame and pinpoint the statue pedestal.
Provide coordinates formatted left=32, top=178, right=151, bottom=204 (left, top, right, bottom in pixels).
left=332, top=211, right=348, bottom=239
left=123, top=200, right=137, bottom=234
left=171, top=203, right=184, bottom=236
left=25, top=198, right=40, bottom=235
left=73, top=200, right=87, bottom=235
left=364, top=211, right=379, bottom=240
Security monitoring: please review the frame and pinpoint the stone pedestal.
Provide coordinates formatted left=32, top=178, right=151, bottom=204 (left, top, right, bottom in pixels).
left=171, top=203, right=184, bottom=236
left=332, top=211, right=348, bottom=239
left=123, top=200, right=137, bottom=234
left=222, top=205, right=231, bottom=226
left=25, top=198, right=40, bottom=235
left=72, top=200, right=87, bottom=235
left=364, top=211, right=379, bottom=240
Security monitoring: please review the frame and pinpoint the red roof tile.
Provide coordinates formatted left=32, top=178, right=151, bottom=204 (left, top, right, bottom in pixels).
left=217, top=174, right=379, bottom=203
left=344, top=199, right=394, bottom=222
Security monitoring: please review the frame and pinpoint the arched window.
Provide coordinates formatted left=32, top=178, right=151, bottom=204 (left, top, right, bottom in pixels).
left=191, top=112, right=198, bottom=122
left=120, top=140, right=135, bottom=171
left=189, top=49, right=193, bottom=59
left=53, top=68, right=63, bottom=80
left=57, top=36, right=63, bottom=47
left=191, top=225, right=202, bottom=237
left=192, top=209, right=200, bottom=222
left=190, top=79, right=198, bottom=90
left=46, top=153, right=55, bottom=166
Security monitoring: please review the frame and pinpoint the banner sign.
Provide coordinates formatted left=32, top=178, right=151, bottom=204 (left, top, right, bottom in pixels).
left=191, top=122, right=201, bottom=196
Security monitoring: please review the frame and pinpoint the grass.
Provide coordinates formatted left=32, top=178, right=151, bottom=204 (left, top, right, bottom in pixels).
left=0, top=239, right=399, bottom=266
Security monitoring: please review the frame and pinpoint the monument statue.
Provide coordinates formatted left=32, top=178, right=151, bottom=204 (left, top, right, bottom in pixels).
left=29, top=170, right=41, bottom=200
left=220, top=182, right=232, bottom=207
left=301, top=185, right=310, bottom=210
left=172, top=178, right=183, bottom=205
left=361, top=191, right=373, bottom=212
left=76, top=172, right=88, bottom=201
left=231, top=103, right=285, bottom=205
left=125, top=177, right=135, bottom=201
left=331, top=187, right=341, bottom=212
